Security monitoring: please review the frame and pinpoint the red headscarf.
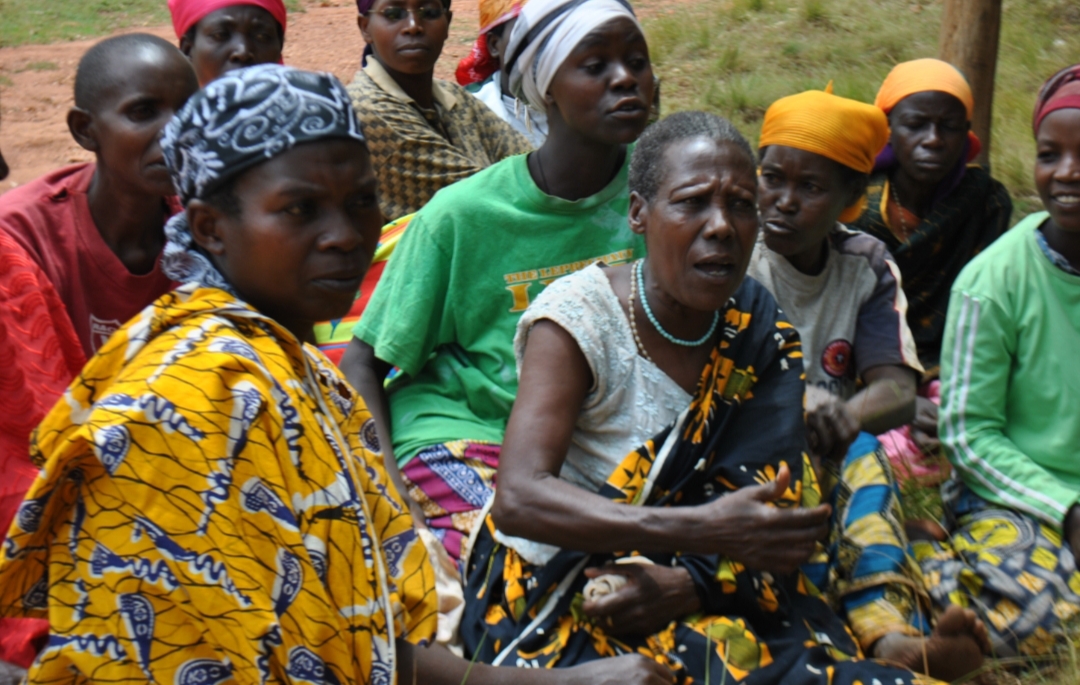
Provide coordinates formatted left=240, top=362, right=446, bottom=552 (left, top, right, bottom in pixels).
left=168, top=0, right=288, bottom=39
left=1034, top=64, right=1080, bottom=135
left=455, top=0, right=526, bottom=86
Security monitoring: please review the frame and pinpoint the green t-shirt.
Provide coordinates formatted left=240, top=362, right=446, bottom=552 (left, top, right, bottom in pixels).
left=940, top=212, right=1080, bottom=527
left=354, top=150, right=645, bottom=464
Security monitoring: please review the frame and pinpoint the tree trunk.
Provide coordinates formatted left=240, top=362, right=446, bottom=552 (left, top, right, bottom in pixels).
left=938, top=0, right=1002, bottom=167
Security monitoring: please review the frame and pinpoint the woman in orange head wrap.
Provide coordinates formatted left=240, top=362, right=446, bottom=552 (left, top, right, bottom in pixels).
left=851, top=58, right=1013, bottom=487
left=747, top=86, right=992, bottom=682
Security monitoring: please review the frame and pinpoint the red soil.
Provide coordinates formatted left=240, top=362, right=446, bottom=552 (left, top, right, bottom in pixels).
left=0, top=0, right=678, bottom=195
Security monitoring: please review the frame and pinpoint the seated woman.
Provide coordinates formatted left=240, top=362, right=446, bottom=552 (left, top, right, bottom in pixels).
left=922, top=63, right=1080, bottom=657
left=349, top=0, right=531, bottom=221
left=456, top=0, right=548, bottom=147
left=465, top=110, right=933, bottom=684
left=0, top=34, right=197, bottom=669
left=169, top=0, right=288, bottom=86
left=341, top=0, right=654, bottom=563
left=851, top=59, right=1013, bottom=478
left=0, top=64, right=670, bottom=685
left=747, top=87, right=988, bottom=680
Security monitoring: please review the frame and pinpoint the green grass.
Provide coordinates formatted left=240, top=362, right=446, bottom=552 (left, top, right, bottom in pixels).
left=0, top=0, right=303, bottom=47
left=644, top=0, right=1080, bottom=221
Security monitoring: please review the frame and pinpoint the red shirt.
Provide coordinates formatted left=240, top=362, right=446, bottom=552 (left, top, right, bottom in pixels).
left=0, top=163, right=176, bottom=357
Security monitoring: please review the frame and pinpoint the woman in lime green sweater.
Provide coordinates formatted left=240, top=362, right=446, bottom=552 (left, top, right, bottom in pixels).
left=924, top=63, right=1080, bottom=657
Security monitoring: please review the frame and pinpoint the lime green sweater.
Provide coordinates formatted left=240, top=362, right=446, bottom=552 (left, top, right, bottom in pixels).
left=940, top=211, right=1080, bottom=527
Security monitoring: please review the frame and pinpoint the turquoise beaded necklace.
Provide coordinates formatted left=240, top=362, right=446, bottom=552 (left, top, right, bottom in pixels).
left=634, top=259, right=719, bottom=347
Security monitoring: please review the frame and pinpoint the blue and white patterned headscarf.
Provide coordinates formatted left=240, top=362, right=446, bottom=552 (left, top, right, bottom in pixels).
left=160, top=63, right=367, bottom=289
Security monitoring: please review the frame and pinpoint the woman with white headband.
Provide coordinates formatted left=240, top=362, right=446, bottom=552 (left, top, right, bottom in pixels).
left=342, top=0, right=654, bottom=574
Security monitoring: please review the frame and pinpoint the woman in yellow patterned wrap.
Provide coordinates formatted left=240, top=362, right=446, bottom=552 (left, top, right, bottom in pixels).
left=0, top=64, right=672, bottom=685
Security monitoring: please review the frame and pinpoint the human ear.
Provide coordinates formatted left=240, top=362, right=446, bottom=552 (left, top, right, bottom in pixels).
left=628, top=191, right=648, bottom=236
left=187, top=199, right=228, bottom=257
left=358, top=14, right=372, bottom=44
left=179, top=32, right=194, bottom=58
left=487, top=31, right=502, bottom=59
left=67, top=108, right=98, bottom=153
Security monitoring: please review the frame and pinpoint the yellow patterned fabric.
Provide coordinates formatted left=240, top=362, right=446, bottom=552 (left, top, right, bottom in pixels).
left=348, top=61, right=531, bottom=221
left=0, top=284, right=437, bottom=683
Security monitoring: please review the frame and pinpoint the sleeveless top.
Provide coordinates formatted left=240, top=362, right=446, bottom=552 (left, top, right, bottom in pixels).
left=514, top=262, right=692, bottom=492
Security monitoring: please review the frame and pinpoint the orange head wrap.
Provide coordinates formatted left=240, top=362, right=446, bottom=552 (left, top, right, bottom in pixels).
left=874, top=58, right=982, bottom=162
left=874, top=58, right=974, bottom=119
left=759, top=85, right=890, bottom=223
left=455, top=0, right=527, bottom=85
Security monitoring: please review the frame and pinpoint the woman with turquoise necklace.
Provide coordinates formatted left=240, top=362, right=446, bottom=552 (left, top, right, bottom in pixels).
left=461, top=111, right=928, bottom=684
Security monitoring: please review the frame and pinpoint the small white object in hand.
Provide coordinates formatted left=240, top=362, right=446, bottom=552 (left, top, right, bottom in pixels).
left=582, top=556, right=655, bottom=602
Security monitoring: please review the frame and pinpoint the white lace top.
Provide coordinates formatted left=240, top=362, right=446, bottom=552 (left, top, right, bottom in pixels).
left=514, top=262, right=693, bottom=492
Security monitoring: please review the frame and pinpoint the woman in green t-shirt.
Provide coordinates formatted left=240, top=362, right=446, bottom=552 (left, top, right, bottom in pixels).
left=341, top=0, right=654, bottom=565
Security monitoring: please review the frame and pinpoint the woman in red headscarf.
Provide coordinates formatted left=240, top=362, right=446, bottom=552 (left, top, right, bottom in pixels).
left=921, top=63, right=1080, bottom=658
left=169, top=0, right=288, bottom=86
left=455, top=0, right=547, bottom=147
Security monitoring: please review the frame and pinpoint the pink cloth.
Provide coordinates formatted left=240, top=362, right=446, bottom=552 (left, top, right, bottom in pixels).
left=878, top=380, right=947, bottom=483
left=168, top=0, right=288, bottom=38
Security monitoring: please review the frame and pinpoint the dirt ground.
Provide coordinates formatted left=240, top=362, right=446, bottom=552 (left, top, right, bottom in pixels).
left=0, top=0, right=675, bottom=195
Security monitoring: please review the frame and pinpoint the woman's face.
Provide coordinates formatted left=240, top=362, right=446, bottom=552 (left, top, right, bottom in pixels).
left=888, top=91, right=970, bottom=187
left=757, top=145, right=857, bottom=260
left=180, top=5, right=283, bottom=87
left=546, top=16, right=653, bottom=145
left=629, top=137, right=759, bottom=312
left=190, top=139, right=382, bottom=340
left=359, top=0, right=451, bottom=76
left=1036, top=108, right=1080, bottom=233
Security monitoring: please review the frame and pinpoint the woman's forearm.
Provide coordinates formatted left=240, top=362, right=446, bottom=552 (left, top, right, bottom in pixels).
left=846, top=365, right=917, bottom=434
left=492, top=470, right=698, bottom=554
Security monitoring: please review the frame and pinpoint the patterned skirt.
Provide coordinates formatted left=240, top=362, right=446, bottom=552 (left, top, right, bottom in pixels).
left=400, top=440, right=501, bottom=564
left=914, top=482, right=1080, bottom=657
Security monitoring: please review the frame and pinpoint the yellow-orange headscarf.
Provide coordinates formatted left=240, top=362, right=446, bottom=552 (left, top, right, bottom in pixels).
left=759, top=85, right=890, bottom=222
left=874, top=58, right=974, bottom=120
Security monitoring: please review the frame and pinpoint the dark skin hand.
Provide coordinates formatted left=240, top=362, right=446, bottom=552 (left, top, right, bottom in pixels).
left=1065, top=506, right=1080, bottom=558
left=359, top=0, right=452, bottom=109
left=581, top=565, right=699, bottom=637
left=887, top=91, right=970, bottom=218
left=910, top=396, right=940, bottom=454
left=495, top=138, right=831, bottom=640
left=805, top=364, right=917, bottom=463
left=397, top=639, right=675, bottom=685
left=68, top=42, right=198, bottom=275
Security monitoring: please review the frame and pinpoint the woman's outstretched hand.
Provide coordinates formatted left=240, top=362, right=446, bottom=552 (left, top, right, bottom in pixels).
left=581, top=563, right=700, bottom=637
left=691, top=463, right=831, bottom=573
